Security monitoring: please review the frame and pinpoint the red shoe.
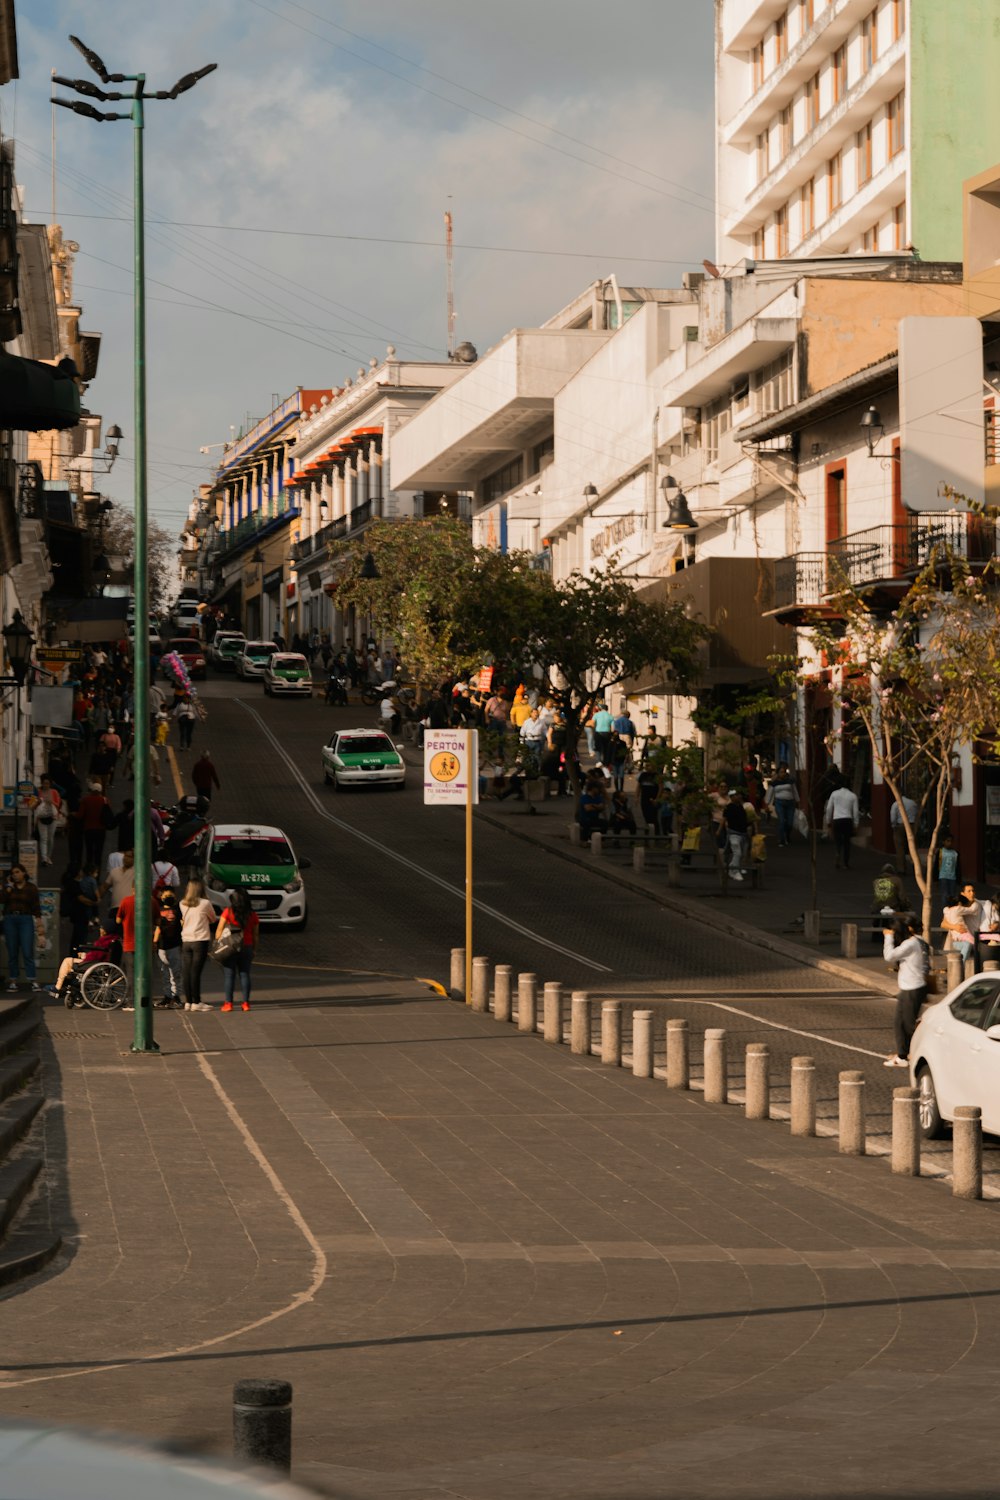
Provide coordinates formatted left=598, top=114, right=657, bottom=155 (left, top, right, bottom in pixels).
left=221, top=1001, right=233, bottom=1012
left=241, top=1001, right=251, bottom=1012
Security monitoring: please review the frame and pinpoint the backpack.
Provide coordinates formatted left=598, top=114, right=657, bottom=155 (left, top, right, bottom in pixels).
left=917, top=937, right=939, bottom=995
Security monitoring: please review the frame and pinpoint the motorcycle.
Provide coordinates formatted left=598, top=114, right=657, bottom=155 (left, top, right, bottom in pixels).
left=325, top=673, right=349, bottom=707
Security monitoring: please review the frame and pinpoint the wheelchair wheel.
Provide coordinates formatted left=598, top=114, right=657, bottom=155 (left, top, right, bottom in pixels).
left=80, top=962, right=128, bottom=1010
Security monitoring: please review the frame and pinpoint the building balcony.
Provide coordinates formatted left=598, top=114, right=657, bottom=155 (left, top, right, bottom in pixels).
left=769, top=513, right=999, bottom=622
left=389, top=328, right=611, bottom=490
left=722, top=1, right=901, bottom=144
left=349, top=500, right=372, bottom=533
left=661, top=316, right=798, bottom=409
left=291, top=516, right=348, bottom=563
left=216, top=498, right=300, bottom=561
left=0, top=351, right=81, bottom=432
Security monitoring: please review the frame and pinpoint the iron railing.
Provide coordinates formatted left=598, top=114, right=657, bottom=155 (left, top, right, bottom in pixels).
left=215, top=497, right=300, bottom=559
left=828, top=513, right=999, bottom=589
left=16, top=461, right=45, bottom=519
left=291, top=515, right=348, bottom=562
left=349, top=500, right=372, bottom=533
left=772, top=552, right=827, bottom=609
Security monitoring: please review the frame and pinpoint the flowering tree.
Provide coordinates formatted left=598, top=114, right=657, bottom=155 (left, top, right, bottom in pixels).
left=807, top=555, right=1000, bottom=938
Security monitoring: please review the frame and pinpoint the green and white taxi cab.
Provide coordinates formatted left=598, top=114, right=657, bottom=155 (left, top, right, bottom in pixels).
left=236, top=641, right=280, bottom=679
left=263, top=652, right=312, bottom=697
left=322, top=728, right=405, bottom=790
left=204, top=824, right=309, bottom=929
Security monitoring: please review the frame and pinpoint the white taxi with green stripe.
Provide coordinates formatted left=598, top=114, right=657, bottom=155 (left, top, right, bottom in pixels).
left=263, top=652, right=312, bottom=696
left=204, top=824, right=309, bottom=929
left=322, top=729, right=405, bottom=790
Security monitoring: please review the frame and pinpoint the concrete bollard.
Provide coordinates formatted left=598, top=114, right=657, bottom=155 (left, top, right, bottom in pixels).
left=983, top=958, right=1000, bottom=973
left=946, top=951, right=963, bottom=992
left=953, top=1105, right=983, bottom=1200
left=631, top=1010, right=653, bottom=1078
left=517, top=973, right=538, bottom=1033
left=471, top=956, right=490, bottom=1013
left=789, top=1055, right=816, bottom=1137
left=703, top=1028, right=727, bottom=1104
left=891, top=1086, right=920, bottom=1177
left=543, top=982, right=563, bottom=1043
left=666, top=854, right=681, bottom=889
left=590, top=831, right=603, bottom=856
left=450, top=947, right=465, bottom=1002
left=666, top=1018, right=690, bottom=1090
left=841, top=922, right=858, bottom=960
left=745, top=1044, right=769, bottom=1120
left=803, top=910, right=821, bottom=945
left=838, top=1070, right=866, bottom=1155
left=570, top=992, right=591, bottom=1055
left=569, top=823, right=582, bottom=846
left=601, top=1001, right=622, bottom=1066
left=633, top=845, right=646, bottom=873
left=493, top=965, right=512, bottom=1024
left=233, top=1379, right=292, bottom=1474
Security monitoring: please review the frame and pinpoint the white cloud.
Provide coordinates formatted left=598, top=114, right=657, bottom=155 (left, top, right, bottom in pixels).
left=13, top=0, right=715, bottom=529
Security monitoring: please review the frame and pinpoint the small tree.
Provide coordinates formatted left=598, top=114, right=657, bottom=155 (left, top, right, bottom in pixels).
left=806, top=554, right=1000, bottom=939
left=329, top=515, right=478, bottom=690
left=103, top=501, right=174, bottom=611
left=460, top=563, right=711, bottom=790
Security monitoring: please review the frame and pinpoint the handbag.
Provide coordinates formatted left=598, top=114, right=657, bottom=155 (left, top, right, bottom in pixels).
left=210, top=924, right=243, bottom=964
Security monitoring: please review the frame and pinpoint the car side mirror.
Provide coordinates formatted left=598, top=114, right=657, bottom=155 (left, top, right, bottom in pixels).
left=396, top=744, right=405, bottom=752
left=298, top=856, right=311, bottom=870
left=986, top=1024, right=1000, bottom=1042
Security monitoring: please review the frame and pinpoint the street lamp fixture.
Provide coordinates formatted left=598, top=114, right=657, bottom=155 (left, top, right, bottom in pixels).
left=251, top=546, right=264, bottom=567
left=860, top=404, right=884, bottom=458
left=359, top=551, right=381, bottom=581
left=52, top=34, right=217, bottom=1057
left=1, top=610, right=34, bottom=688
left=582, top=482, right=599, bottom=501
left=661, top=475, right=697, bottom=531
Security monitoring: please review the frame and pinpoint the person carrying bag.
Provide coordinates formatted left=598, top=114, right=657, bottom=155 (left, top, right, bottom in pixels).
left=214, top=888, right=259, bottom=1012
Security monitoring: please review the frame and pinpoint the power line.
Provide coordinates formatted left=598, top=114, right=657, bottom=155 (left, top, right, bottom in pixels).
left=31, top=208, right=701, bottom=267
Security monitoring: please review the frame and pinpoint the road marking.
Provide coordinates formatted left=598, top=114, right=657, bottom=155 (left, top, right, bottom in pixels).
left=166, top=744, right=184, bottom=800
left=0, top=1026, right=329, bottom=1390
left=645, top=996, right=888, bottom=1060
left=236, top=700, right=613, bottom=974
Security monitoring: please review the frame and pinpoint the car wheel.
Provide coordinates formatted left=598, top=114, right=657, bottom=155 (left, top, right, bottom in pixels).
left=916, top=1065, right=945, bottom=1139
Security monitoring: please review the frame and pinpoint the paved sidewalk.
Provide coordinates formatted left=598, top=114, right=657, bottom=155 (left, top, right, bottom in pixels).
left=2, top=963, right=999, bottom=1499
left=474, top=789, right=915, bottom=997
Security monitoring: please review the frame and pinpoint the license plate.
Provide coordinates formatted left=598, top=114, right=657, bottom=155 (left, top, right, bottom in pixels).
left=249, top=898, right=266, bottom=910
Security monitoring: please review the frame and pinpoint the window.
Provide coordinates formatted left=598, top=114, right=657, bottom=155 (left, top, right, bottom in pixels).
left=861, top=8, right=878, bottom=70
left=703, top=395, right=732, bottom=466
left=774, top=12, right=787, bottom=64
left=531, top=435, right=554, bottom=474
left=732, top=380, right=750, bottom=417
left=862, top=223, right=879, bottom=252
left=805, top=71, right=821, bottom=131
left=775, top=202, right=789, bottom=258
left=753, top=225, right=766, bottom=260
left=857, top=120, right=873, bottom=185
left=892, top=0, right=905, bottom=42
left=482, top=457, right=523, bottom=504
left=751, top=40, right=765, bottom=91
left=829, top=149, right=843, bottom=213
left=888, top=91, right=906, bottom=157
left=832, top=44, right=847, bottom=102
left=799, top=0, right=815, bottom=35
left=800, top=177, right=816, bottom=240
left=756, top=131, right=770, bottom=182
left=951, top=980, right=1000, bottom=1028
left=779, top=104, right=792, bottom=157
left=757, top=350, right=794, bottom=415
left=825, top=464, right=847, bottom=545
left=893, top=200, right=907, bottom=249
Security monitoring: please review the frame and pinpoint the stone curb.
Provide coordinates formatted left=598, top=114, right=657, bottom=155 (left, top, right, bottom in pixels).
left=475, top=805, right=898, bottom=998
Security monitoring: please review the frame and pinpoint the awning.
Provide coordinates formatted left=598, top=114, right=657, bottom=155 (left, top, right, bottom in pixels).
left=0, top=353, right=81, bottom=432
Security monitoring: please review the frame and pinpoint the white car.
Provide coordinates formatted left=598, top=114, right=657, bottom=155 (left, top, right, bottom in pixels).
left=236, top=641, right=280, bottom=679
left=211, top=631, right=247, bottom=670
left=203, top=823, right=309, bottom=930
left=263, top=653, right=312, bottom=696
left=909, top=971, right=1000, bottom=1137
left=322, top=728, right=405, bottom=790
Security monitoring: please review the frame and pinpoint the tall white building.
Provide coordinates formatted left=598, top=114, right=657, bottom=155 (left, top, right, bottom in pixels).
left=716, top=0, right=1000, bottom=266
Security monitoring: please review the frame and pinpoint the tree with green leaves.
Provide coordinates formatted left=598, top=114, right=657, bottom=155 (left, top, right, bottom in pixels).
left=103, top=501, right=175, bottom=612
left=329, top=515, right=479, bottom=689
left=459, top=562, right=712, bottom=790
left=806, top=553, right=1000, bottom=939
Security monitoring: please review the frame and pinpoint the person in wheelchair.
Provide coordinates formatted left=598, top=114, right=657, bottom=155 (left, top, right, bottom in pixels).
left=51, top=917, right=121, bottom=1007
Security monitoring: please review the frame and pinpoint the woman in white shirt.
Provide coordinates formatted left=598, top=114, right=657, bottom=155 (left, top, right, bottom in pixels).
left=180, top=878, right=216, bottom=1011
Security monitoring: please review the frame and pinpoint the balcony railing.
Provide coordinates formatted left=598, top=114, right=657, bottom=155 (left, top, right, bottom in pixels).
left=216, top=497, right=300, bottom=559
left=988, top=408, right=1000, bottom=467
left=773, top=552, right=827, bottom=611
left=17, top=461, right=45, bottom=519
left=349, top=500, right=372, bottom=533
left=828, top=514, right=999, bottom=590
left=291, top=515, right=348, bottom=562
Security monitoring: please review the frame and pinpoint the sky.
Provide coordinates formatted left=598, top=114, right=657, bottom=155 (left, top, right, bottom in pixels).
left=6, top=0, right=717, bottom=537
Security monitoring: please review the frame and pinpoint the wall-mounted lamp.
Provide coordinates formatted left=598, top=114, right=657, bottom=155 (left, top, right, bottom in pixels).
left=318, top=498, right=330, bottom=523
left=860, top=404, right=900, bottom=460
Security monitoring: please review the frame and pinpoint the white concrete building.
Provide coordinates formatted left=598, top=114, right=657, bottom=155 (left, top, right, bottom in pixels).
left=716, top=0, right=1000, bottom=266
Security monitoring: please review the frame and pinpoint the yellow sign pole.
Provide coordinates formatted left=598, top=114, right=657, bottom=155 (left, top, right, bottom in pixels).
left=465, top=728, right=475, bottom=1003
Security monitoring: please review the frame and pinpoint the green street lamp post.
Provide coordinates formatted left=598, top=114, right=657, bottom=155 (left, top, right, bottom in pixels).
left=53, top=39, right=217, bottom=1055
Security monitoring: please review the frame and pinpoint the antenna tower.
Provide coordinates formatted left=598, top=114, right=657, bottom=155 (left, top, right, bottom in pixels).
left=445, top=208, right=456, bottom=358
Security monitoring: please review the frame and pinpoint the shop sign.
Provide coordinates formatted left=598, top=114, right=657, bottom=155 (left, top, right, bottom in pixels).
left=590, top=511, right=638, bottom=561
left=262, top=568, right=283, bottom=590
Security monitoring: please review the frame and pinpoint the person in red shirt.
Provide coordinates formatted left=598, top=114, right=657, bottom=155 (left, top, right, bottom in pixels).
left=116, top=892, right=160, bottom=1010
left=75, top=780, right=113, bottom=867
left=215, top=888, right=259, bottom=1012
